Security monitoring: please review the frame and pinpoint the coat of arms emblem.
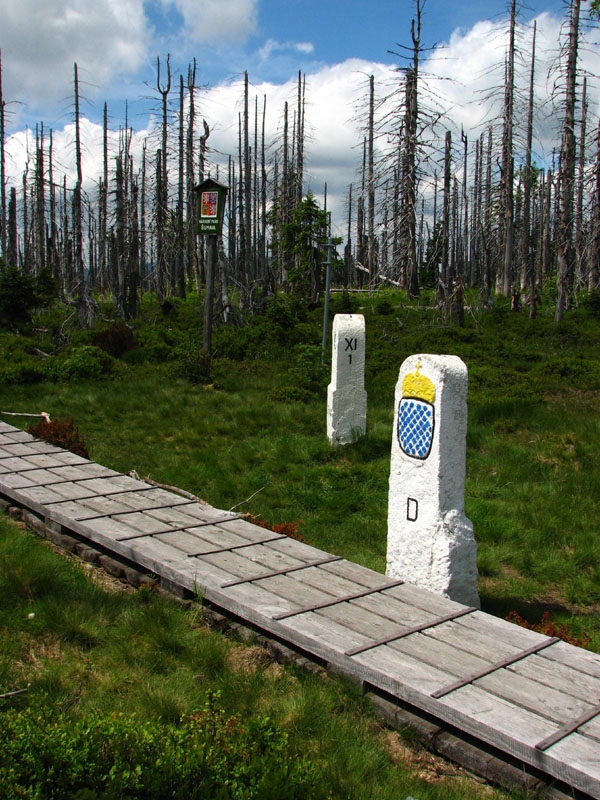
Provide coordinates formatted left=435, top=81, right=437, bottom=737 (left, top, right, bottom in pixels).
left=398, top=361, right=435, bottom=460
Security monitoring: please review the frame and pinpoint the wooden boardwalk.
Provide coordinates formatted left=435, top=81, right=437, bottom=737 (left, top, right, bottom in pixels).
left=1, top=419, right=600, bottom=798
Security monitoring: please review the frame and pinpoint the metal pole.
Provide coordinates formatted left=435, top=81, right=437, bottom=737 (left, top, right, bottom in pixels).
left=321, top=237, right=334, bottom=365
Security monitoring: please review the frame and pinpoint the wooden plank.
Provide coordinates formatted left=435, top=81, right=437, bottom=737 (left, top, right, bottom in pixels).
left=540, top=733, right=600, bottom=790
left=185, top=534, right=285, bottom=557
left=266, top=536, right=339, bottom=561
left=221, top=555, right=343, bottom=587
left=0, top=456, right=42, bottom=472
left=108, top=489, right=206, bottom=511
left=318, top=558, right=394, bottom=589
left=431, top=637, right=559, bottom=699
left=84, top=514, right=177, bottom=541
left=387, top=630, right=491, bottom=679
left=436, top=682, right=556, bottom=749
left=230, top=571, right=336, bottom=609
left=324, top=600, right=416, bottom=644
left=49, top=463, right=120, bottom=481
left=297, top=563, right=383, bottom=598
left=0, top=442, right=48, bottom=457
left=198, top=547, right=305, bottom=585
left=579, top=716, right=600, bottom=744
left=26, top=453, right=82, bottom=469
left=345, top=607, right=477, bottom=656
left=279, top=608, right=371, bottom=654
left=541, top=639, right=600, bottom=678
left=143, top=504, right=236, bottom=527
left=0, top=423, right=31, bottom=436
left=421, top=616, right=527, bottom=663
left=0, top=440, right=60, bottom=457
left=112, top=537, right=203, bottom=585
left=434, top=608, right=552, bottom=651
left=205, top=579, right=307, bottom=623
left=437, top=686, right=600, bottom=795
left=187, top=524, right=267, bottom=551
left=352, top=640, right=459, bottom=696
left=72, top=475, right=147, bottom=495
left=476, top=667, right=596, bottom=725
left=43, top=450, right=89, bottom=465
left=536, top=704, right=600, bottom=751
left=273, top=580, right=405, bottom=621
left=43, top=499, right=106, bottom=521
left=0, top=429, right=34, bottom=442
left=0, top=472, right=37, bottom=489
left=384, top=581, right=470, bottom=616
left=509, top=651, right=600, bottom=703
left=153, top=529, right=236, bottom=556
left=200, top=515, right=270, bottom=537
left=13, top=468, right=76, bottom=486
left=15, top=482, right=100, bottom=506
left=47, top=494, right=148, bottom=519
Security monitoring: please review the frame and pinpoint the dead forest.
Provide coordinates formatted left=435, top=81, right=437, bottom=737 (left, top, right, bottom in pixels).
left=1, top=0, right=600, bottom=327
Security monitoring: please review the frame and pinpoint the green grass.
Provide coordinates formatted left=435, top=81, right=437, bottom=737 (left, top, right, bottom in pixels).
left=3, top=286, right=599, bottom=795
left=3, top=288, right=600, bottom=651
left=0, top=516, right=516, bottom=800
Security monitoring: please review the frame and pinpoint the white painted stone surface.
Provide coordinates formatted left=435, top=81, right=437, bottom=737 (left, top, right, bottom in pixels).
left=386, top=354, right=480, bottom=608
left=327, top=314, right=367, bottom=446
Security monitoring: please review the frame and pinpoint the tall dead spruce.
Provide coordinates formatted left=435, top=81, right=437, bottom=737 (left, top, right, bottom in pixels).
left=1, top=2, right=600, bottom=322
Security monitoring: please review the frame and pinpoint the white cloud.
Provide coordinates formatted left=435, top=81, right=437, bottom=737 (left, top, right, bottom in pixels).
left=258, top=38, right=315, bottom=61
left=165, top=0, right=258, bottom=42
left=1, top=0, right=149, bottom=124
left=3, top=8, right=600, bottom=240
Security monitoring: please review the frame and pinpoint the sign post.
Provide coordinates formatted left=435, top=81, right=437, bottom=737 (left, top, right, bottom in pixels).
left=195, top=178, right=229, bottom=362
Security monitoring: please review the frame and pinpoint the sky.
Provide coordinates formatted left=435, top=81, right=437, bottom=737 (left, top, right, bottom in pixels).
left=1, top=0, right=598, bottom=235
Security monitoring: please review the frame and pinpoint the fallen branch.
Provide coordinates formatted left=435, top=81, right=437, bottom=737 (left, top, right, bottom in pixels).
left=1, top=411, right=51, bottom=422
left=229, top=486, right=265, bottom=513
left=128, top=470, right=209, bottom=505
left=0, top=686, right=29, bottom=700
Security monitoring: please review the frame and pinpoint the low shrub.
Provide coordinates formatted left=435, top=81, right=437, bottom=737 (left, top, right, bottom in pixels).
left=0, top=361, right=48, bottom=385
left=52, top=346, right=114, bottom=381
left=27, top=417, right=89, bottom=458
left=172, top=334, right=212, bottom=383
left=91, top=321, right=136, bottom=358
left=0, top=698, right=325, bottom=799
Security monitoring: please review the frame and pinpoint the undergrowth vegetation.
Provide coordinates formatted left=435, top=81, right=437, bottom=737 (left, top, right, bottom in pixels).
left=0, top=518, right=512, bottom=800
left=1, top=284, right=600, bottom=796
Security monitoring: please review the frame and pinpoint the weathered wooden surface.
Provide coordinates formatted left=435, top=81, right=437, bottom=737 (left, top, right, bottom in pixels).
left=1, top=420, right=599, bottom=799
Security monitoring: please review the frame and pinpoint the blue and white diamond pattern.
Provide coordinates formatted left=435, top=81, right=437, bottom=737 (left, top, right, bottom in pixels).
left=398, top=398, right=434, bottom=459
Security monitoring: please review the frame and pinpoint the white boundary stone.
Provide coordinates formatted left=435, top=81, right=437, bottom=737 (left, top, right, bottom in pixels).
left=327, top=314, right=367, bottom=446
left=386, top=353, right=480, bottom=607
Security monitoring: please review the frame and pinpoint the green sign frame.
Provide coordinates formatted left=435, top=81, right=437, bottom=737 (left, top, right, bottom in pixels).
left=196, top=178, right=229, bottom=235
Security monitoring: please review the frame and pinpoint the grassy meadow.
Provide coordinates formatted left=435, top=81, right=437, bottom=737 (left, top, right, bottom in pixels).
left=1, top=285, right=599, bottom=797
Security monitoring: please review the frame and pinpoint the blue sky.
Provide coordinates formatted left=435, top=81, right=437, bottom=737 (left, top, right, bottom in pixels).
left=1, top=0, right=573, bottom=130
left=2, top=0, right=596, bottom=232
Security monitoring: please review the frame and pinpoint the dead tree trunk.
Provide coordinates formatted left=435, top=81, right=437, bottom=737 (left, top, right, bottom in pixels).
left=522, top=22, right=537, bottom=316
left=500, top=0, right=516, bottom=297
left=367, top=74, right=376, bottom=285
left=0, top=50, right=7, bottom=264
left=589, top=120, right=600, bottom=291
left=555, top=0, right=581, bottom=322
